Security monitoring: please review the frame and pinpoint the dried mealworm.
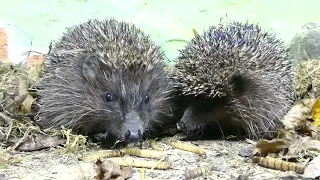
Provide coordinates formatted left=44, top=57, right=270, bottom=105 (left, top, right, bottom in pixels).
left=107, top=157, right=170, bottom=170
left=252, top=156, right=306, bottom=174
left=178, top=165, right=213, bottom=180
left=168, top=140, right=206, bottom=156
left=123, top=147, right=165, bottom=159
left=150, top=140, right=164, bottom=151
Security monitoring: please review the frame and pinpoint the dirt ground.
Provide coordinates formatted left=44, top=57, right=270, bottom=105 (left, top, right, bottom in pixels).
left=0, top=135, right=304, bottom=180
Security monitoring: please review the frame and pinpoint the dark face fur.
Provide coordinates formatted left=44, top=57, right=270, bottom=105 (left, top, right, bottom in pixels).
left=176, top=71, right=291, bottom=138
left=177, top=95, right=233, bottom=135
left=176, top=74, right=252, bottom=137
left=80, top=54, right=172, bottom=143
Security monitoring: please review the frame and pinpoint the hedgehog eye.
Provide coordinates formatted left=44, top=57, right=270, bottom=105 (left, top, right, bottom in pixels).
left=104, top=93, right=115, bottom=102
left=143, top=95, right=150, bottom=104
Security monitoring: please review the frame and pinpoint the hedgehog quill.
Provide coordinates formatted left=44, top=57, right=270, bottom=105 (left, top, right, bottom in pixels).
left=35, top=18, right=176, bottom=144
left=172, top=21, right=296, bottom=139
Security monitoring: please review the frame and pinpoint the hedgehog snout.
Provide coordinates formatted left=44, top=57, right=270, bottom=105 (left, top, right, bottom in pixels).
left=177, top=121, right=188, bottom=132
left=122, top=110, right=144, bottom=143
left=124, top=129, right=142, bottom=143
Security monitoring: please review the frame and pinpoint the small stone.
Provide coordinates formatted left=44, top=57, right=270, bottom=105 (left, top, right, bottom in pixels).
left=288, top=22, right=320, bottom=69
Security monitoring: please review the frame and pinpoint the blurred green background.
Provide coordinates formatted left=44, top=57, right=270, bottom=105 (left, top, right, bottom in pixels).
left=0, top=0, right=319, bottom=63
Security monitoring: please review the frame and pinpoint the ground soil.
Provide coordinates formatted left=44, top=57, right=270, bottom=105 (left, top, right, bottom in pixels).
left=0, top=135, right=302, bottom=180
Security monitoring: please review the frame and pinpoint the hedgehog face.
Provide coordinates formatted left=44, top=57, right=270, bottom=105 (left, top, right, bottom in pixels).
left=81, top=54, right=172, bottom=143
left=36, top=18, right=177, bottom=145
left=177, top=95, right=231, bottom=135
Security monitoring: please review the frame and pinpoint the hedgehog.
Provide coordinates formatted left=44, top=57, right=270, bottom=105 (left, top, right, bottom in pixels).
left=35, top=18, right=176, bottom=144
left=172, top=21, right=296, bottom=139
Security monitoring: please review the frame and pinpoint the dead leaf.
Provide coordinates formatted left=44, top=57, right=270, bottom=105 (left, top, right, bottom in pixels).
left=254, top=139, right=289, bottom=156
left=283, top=98, right=315, bottom=130
left=3, top=93, right=28, bottom=110
left=15, top=76, right=36, bottom=113
left=192, top=28, right=199, bottom=37
left=21, top=94, right=36, bottom=113
left=115, top=167, right=134, bottom=180
left=95, top=158, right=134, bottom=180
left=277, top=129, right=296, bottom=141
left=303, top=155, right=320, bottom=179
left=15, top=133, right=66, bottom=151
left=312, top=96, right=320, bottom=127
left=296, top=127, right=313, bottom=137
left=287, top=136, right=320, bottom=156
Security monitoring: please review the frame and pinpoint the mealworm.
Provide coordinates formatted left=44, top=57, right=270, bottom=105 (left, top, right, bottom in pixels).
left=178, top=165, right=213, bottom=180
left=150, top=140, right=164, bottom=151
left=252, top=156, right=306, bottom=174
left=107, top=157, right=170, bottom=170
left=168, top=140, right=206, bottom=156
left=123, top=147, right=165, bottom=159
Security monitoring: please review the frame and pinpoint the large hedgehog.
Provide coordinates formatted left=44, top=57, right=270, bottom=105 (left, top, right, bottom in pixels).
left=35, top=18, right=175, bottom=144
left=172, top=21, right=296, bottom=139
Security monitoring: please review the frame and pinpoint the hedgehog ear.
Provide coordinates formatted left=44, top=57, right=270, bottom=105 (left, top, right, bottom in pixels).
left=82, top=54, right=100, bottom=83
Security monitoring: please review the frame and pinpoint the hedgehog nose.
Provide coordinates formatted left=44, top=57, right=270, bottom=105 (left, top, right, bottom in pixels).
left=177, top=121, right=187, bottom=131
left=124, top=130, right=142, bottom=143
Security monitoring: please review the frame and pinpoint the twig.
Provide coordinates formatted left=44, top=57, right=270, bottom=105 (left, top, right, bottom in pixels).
left=11, top=128, right=30, bottom=150
left=0, top=112, right=13, bottom=141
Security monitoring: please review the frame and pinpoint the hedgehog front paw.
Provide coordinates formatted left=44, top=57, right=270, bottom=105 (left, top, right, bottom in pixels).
left=177, top=121, right=204, bottom=135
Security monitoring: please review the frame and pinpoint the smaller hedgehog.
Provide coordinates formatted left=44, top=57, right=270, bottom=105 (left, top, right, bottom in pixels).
left=35, top=18, right=176, bottom=144
left=172, top=21, right=296, bottom=139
